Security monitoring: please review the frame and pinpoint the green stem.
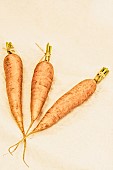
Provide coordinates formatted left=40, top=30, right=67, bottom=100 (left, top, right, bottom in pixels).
left=6, top=42, right=15, bottom=54
left=44, top=43, right=52, bottom=62
left=94, top=67, right=109, bottom=83
left=35, top=42, right=52, bottom=62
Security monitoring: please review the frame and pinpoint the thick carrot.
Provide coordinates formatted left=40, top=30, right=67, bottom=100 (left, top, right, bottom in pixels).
left=4, top=42, right=27, bottom=166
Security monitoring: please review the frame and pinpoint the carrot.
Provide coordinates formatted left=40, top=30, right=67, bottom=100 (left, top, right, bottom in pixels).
left=9, top=67, right=109, bottom=157
left=4, top=42, right=27, bottom=166
left=26, top=43, right=54, bottom=134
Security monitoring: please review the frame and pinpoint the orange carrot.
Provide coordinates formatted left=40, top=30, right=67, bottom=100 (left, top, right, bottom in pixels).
left=4, top=42, right=27, bottom=166
left=27, top=43, right=54, bottom=134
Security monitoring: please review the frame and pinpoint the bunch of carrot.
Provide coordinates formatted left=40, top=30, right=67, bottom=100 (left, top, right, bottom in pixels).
left=3, top=42, right=109, bottom=166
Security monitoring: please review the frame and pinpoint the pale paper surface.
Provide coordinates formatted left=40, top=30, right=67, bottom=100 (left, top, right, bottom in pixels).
left=0, top=0, right=113, bottom=170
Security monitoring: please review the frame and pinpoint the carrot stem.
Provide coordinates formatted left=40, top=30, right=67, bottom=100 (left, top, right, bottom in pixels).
left=39, top=55, right=46, bottom=62
left=45, top=43, right=52, bottom=62
left=35, top=43, right=45, bottom=54
left=94, top=67, right=109, bottom=83
left=6, top=42, right=15, bottom=54
left=35, top=43, right=52, bottom=62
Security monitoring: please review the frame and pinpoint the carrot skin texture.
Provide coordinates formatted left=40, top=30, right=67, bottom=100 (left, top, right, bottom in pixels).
left=31, top=61, right=54, bottom=122
left=4, top=54, right=24, bottom=134
left=32, top=79, right=96, bottom=133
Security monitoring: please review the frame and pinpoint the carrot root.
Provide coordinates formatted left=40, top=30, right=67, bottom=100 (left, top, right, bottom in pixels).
left=25, top=121, right=34, bottom=135
left=8, top=138, right=29, bottom=167
left=21, top=121, right=34, bottom=167
left=8, top=142, right=20, bottom=155
left=23, top=139, right=29, bottom=167
left=8, top=133, right=32, bottom=155
left=8, top=134, right=25, bottom=154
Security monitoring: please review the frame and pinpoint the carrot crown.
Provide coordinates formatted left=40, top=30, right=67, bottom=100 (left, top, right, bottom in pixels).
left=94, top=67, right=109, bottom=83
left=6, top=42, right=15, bottom=54
left=44, top=43, right=52, bottom=62
left=35, top=42, right=52, bottom=62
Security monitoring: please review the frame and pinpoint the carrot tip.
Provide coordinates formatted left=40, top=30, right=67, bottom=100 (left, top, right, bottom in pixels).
left=8, top=138, right=23, bottom=155
left=23, top=159, right=29, bottom=168
left=23, top=139, right=29, bottom=168
left=8, top=142, right=19, bottom=155
left=8, top=149, right=13, bottom=156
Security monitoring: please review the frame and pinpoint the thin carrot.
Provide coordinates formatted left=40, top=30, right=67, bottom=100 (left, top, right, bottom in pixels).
left=26, top=43, right=54, bottom=134
left=4, top=42, right=28, bottom=166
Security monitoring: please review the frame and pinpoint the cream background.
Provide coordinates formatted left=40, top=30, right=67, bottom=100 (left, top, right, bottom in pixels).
left=0, top=0, right=113, bottom=170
